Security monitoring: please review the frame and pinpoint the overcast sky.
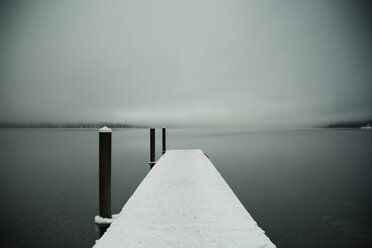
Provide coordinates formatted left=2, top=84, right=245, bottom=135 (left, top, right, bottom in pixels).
left=0, top=0, right=371, bottom=127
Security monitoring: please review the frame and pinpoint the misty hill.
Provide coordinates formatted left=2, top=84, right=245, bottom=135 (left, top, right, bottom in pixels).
left=0, top=122, right=147, bottom=129
left=326, top=120, right=372, bottom=128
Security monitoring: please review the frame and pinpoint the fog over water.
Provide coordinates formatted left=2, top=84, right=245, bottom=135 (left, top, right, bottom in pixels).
left=0, top=0, right=371, bottom=127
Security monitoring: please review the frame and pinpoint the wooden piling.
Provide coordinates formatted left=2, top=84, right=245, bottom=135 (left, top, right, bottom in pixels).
left=99, top=126, right=112, bottom=219
left=162, top=127, right=166, bottom=155
left=149, top=128, right=156, bottom=168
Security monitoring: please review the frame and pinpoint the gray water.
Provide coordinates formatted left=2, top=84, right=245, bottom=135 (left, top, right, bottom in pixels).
left=0, top=128, right=371, bottom=247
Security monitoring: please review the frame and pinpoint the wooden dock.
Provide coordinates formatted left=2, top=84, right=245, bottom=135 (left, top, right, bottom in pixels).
left=93, top=149, right=275, bottom=247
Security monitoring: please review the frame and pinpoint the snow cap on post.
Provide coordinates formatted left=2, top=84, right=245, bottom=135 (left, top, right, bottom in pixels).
left=99, top=126, right=112, bottom=133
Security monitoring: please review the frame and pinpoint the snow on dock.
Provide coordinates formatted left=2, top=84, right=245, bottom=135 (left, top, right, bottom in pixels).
left=93, top=150, right=276, bottom=248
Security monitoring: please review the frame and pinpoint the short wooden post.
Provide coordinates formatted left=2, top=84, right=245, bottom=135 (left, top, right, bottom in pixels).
left=162, top=127, right=166, bottom=154
left=149, top=128, right=156, bottom=168
left=99, top=126, right=112, bottom=219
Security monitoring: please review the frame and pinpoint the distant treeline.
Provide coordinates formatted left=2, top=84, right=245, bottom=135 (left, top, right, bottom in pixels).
left=327, top=120, right=372, bottom=128
left=0, top=122, right=147, bottom=129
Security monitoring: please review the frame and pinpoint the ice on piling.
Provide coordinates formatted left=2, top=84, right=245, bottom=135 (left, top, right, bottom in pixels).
left=95, top=215, right=118, bottom=225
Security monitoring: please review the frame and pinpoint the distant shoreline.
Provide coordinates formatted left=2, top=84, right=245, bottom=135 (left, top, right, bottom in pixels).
left=0, top=123, right=147, bottom=129
left=1, top=121, right=371, bottom=129
left=326, top=120, right=372, bottom=129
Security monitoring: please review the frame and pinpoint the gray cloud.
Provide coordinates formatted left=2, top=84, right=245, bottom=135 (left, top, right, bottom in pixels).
left=1, top=0, right=371, bottom=127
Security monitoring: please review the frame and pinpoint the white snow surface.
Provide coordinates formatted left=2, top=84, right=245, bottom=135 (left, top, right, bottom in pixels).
left=99, top=126, right=112, bottom=133
left=361, top=125, right=372, bottom=130
left=93, top=150, right=276, bottom=248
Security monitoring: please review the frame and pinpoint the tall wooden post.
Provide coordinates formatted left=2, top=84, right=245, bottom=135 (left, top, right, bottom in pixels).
left=149, top=128, right=156, bottom=168
left=162, top=127, right=166, bottom=155
left=99, top=126, right=112, bottom=219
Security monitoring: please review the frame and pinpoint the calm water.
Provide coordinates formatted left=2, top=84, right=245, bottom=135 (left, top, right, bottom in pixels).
left=0, top=128, right=371, bottom=247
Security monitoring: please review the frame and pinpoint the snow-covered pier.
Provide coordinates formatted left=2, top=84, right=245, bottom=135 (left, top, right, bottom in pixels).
left=93, top=149, right=275, bottom=248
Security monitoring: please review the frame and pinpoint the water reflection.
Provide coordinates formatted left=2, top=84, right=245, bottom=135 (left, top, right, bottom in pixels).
left=0, top=128, right=371, bottom=247
left=95, top=224, right=110, bottom=238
